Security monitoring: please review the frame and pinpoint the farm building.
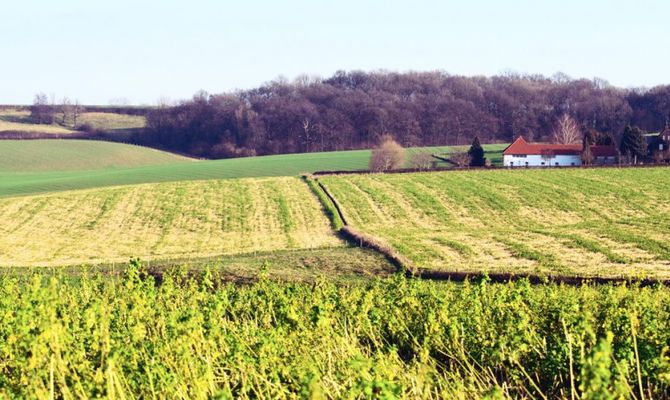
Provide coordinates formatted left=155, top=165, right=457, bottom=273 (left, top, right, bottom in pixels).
left=503, top=137, right=617, bottom=167
left=648, top=127, right=670, bottom=152
left=648, top=127, right=670, bottom=162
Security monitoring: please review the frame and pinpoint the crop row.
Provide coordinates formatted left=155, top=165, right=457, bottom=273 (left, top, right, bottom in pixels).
left=320, top=168, right=670, bottom=278
left=0, top=177, right=341, bottom=266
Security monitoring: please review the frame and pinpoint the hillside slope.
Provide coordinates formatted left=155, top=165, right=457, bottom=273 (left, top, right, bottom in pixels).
left=0, top=144, right=502, bottom=197
left=0, top=140, right=192, bottom=172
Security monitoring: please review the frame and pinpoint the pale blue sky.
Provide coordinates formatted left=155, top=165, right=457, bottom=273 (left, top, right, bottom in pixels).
left=1, top=0, right=668, bottom=104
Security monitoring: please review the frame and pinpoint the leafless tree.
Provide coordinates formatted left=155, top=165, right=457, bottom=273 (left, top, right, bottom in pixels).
left=552, top=114, right=580, bottom=144
left=450, top=152, right=471, bottom=168
left=409, top=151, right=434, bottom=170
left=30, top=93, right=52, bottom=124
left=369, top=136, right=405, bottom=172
left=72, top=100, right=82, bottom=129
left=60, top=97, right=72, bottom=125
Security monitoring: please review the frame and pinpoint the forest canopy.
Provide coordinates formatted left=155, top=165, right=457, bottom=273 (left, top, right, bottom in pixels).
left=139, top=71, right=670, bottom=158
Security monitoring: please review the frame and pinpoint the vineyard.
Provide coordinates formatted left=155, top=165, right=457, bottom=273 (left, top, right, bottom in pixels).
left=0, top=177, right=341, bottom=266
left=320, top=168, right=670, bottom=279
left=1, top=265, right=669, bottom=398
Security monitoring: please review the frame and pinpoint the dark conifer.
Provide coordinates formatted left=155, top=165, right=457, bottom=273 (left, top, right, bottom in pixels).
left=468, top=136, right=486, bottom=167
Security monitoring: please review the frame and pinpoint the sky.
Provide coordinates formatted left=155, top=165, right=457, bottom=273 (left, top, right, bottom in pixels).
left=1, top=0, right=668, bottom=104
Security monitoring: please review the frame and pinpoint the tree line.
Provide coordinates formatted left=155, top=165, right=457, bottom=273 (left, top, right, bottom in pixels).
left=31, top=71, right=670, bottom=158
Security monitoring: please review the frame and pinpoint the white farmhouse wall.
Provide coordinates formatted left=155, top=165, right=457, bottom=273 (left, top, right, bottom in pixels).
left=503, top=154, right=581, bottom=167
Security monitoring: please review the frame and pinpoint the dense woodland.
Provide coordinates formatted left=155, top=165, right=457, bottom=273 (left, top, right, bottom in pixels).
left=28, top=71, right=670, bottom=158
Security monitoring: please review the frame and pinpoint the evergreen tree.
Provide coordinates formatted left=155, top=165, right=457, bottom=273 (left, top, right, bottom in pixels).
left=619, top=126, right=647, bottom=164
left=468, top=136, right=486, bottom=167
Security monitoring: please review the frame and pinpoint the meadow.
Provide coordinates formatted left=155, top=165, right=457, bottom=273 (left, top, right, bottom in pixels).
left=0, top=143, right=493, bottom=197
left=1, top=266, right=669, bottom=399
left=0, top=177, right=341, bottom=266
left=0, top=109, right=146, bottom=136
left=0, top=140, right=191, bottom=172
left=436, top=142, right=507, bottom=165
left=320, top=168, right=670, bottom=279
left=0, top=109, right=74, bottom=134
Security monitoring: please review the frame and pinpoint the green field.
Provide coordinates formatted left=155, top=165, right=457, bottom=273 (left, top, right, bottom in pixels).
left=0, top=140, right=191, bottom=172
left=438, top=142, right=507, bottom=165
left=3, top=267, right=670, bottom=398
left=0, top=144, right=497, bottom=197
left=0, top=177, right=342, bottom=266
left=320, top=168, right=670, bottom=279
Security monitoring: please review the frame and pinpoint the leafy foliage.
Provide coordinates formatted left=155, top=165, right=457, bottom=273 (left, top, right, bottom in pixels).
left=1, top=268, right=670, bottom=398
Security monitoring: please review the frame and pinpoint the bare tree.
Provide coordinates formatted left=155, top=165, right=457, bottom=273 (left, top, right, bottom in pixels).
left=369, top=136, right=405, bottom=172
left=72, top=100, right=82, bottom=129
left=30, top=93, right=52, bottom=124
left=60, top=97, right=72, bottom=125
left=409, top=151, right=434, bottom=170
left=450, top=152, right=471, bottom=168
left=552, top=114, right=580, bottom=144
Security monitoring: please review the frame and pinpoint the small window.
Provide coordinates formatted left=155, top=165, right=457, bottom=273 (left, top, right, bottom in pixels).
left=541, top=162, right=545, bottom=166
left=571, top=163, right=575, bottom=166
left=525, top=162, right=529, bottom=166
left=555, top=162, right=559, bottom=166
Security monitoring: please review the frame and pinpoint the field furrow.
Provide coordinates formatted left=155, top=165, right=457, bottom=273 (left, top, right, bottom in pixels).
left=321, top=168, right=670, bottom=278
left=0, top=177, right=342, bottom=266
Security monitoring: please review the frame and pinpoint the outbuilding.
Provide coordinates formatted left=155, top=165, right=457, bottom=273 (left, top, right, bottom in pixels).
left=502, top=137, right=617, bottom=167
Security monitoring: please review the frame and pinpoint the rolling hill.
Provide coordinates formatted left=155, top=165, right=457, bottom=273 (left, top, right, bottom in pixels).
left=0, top=140, right=192, bottom=172
left=0, top=143, right=504, bottom=197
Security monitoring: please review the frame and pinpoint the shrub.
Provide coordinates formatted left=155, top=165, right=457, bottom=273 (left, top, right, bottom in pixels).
left=369, top=136, right=405, bottom=172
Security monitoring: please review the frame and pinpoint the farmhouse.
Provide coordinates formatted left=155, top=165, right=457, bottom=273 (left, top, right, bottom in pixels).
left=649, top=127, right=670, bottom=152
left=503, top=137, right=617, bottom=167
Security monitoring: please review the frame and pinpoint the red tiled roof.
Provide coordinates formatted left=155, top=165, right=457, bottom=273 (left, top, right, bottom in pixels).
left=503, top=136, right=617, bottom=157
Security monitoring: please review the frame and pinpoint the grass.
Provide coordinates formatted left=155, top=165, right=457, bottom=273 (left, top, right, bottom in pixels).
left=1, top=247, right=395, bottom=283
left=320, top=167, right=670, bottom=279
left=75, top=112, right=145, bottom=131
left=438, top=142, right=507, bottom=165
left=0, top=140, right=192, bottom=172
left=0, top=109, right=74, bottom=134
left=0, top=109, right=145, bottom=136
left=0, top=177, right=343, bottom=266
left=0, top=144, right=502, bottom=197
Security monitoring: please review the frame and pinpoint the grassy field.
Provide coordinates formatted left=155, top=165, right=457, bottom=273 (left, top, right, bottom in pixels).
left=0, top=143, right=502, bottom=197
left=0, top=109, right=145, bottom=135
left=0, top=140, right=191, bottom=172
left=320, top=168, right=670, bottom=279
left=75, top=112, right=145, bottom=131
left=0, top=177, right=342, bottom=266
left=3, top=268, right=670, bottom=398
left=437, top=142, right=507, bottom=165
left=0, top=109, right=74, bottom=134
